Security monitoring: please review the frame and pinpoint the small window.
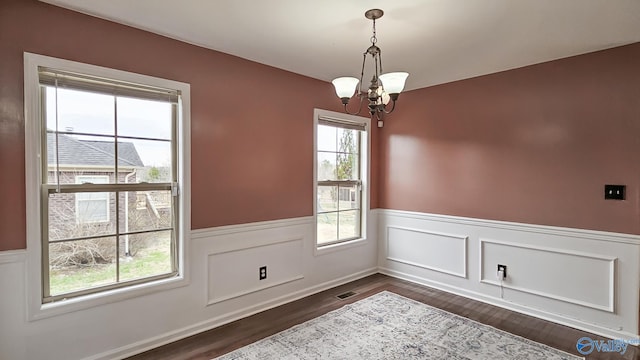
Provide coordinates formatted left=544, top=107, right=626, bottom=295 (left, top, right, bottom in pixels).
left=314, top=110, right=369, bottom=247
left=75, top=175, right=109, bottom=223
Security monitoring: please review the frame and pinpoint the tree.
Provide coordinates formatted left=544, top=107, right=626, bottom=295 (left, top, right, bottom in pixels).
left=336, top=129, right=357, bottom=180
left=147, top=166, right=161, bottom=181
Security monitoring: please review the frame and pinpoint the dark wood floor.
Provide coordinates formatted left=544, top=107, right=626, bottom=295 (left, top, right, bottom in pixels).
left=128, top=274, right=639, bottom=360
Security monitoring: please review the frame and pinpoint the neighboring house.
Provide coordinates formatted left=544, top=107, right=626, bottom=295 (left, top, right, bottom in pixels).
left=46, top=133, right=169, bottom=251
left=47, top=132, right=143, bottom=223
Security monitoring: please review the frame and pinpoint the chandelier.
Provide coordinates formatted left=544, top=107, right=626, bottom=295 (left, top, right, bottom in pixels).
left=331, top=9, right=409, bottom=124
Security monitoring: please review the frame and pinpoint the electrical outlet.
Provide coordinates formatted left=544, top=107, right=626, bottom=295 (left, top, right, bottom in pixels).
left=259, top=266, right=267, bottom=280
left=497, top=264, right=507, bottom=279
left=604, top=185, right=625, bottom=200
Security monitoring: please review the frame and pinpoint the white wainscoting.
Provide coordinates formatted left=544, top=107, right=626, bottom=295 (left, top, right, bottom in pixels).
left=386, top=226, right=467, bottom=278
left=378, top=209, right=640, bottom=341
left=207, top=237, right=305, bottom=305
left=0, top=213, right=378, bottom=360
left=480, top=238, right=616, bottom=312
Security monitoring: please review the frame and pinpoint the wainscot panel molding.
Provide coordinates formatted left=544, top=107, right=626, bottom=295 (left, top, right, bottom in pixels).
left=377, top=209, right=640, bottom=341
left=386, top=226, right=468, bottom=278
left=207, top=238, right=305, bottom=305
left=0, top=213, right=377, bottom=360
left=480, top=238, right=616, bottom=312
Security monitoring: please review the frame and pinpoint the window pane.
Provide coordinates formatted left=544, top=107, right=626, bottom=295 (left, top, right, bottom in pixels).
left=338, top=210, right=360, bottom=240
left=77, top=198, right=109, bottom=222
left=48, top=192, right=116, bottom=241
left=317, top=124, right=337, bottom=152
left=337, top=128, right=359, bottom=154
left=337, top=184, right=360, bottom=210
left=336, top=152, right=359, bottom=180
left=121, top=190, right=173, bottom=233
left=49, top=236, right=117, bottom=296
left=119, top=230, right=173, bottom=281
left=317, top=152, right=336, bottom=181
left=317, top=212, right=337, bottom=245
left=47, top=134, right=116, bottom=184
left=116, top=97, right=172, bottom=140
left=45, top=87, right=115, bottom=136
left=317, top=185, right=337, bottom=213
left=125, top=139, right=172, bottom=183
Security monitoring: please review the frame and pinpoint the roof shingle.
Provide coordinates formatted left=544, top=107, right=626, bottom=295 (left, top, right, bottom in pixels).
left=47, top=133, right=144, bottom=168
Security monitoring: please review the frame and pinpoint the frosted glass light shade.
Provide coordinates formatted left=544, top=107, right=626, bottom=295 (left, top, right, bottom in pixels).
left=379, top=72, right=409, bottom=94
left=332, top=77, right=359, bottom=98
left=381, top=90, right=391, bottom=105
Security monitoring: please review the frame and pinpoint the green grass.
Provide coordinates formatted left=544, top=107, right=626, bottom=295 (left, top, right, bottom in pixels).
left=50, top=241, right=172, bottom=296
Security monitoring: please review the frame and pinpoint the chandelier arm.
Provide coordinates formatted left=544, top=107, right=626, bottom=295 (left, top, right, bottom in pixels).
left=358, top=52, right=367, bottom=95
left=382, top=99, right=397, bottom=114
left=343, top=94, right=365, bottom=116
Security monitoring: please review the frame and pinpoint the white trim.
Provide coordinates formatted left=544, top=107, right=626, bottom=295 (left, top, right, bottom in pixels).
left=386, top=225, right=468, bottom=278
left=313, top=109, right=371, bottom=253
left=191, top=216, right=313, bottom=239
left=379, top=267, right=637, bottom=342
left=206, top=235, right=305, bottom=255
left=0, top=250, right=27, bottom=265
left=23, top=52, right=192, bottom=320
left=479, top=238, right=616, bottom=312
left=85, top=267, right=378, bottom=360
left=206, top=275, right=305, bottom=305
left=379, top=209, right=640, bottom=245
left=315, top=236, right=368, bottom=256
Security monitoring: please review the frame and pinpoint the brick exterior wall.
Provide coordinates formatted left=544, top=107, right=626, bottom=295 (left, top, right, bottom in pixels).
left=47, top=169, right=172, bottom=254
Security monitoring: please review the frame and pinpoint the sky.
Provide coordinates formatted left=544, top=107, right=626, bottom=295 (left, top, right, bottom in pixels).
left=45, top=87, right=172, bottom=167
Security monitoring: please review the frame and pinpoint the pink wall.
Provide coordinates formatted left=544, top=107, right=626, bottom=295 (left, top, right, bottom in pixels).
left=380, top=43, right=640, bottom=234
left=2, top=1, right=637, bottom=251
left=0, top=0, right=380, bottom=251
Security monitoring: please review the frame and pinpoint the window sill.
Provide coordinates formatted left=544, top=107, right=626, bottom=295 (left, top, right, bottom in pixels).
left=29, top=274, right=189, bottom=321
left=314, top=237, right=368, bottom=257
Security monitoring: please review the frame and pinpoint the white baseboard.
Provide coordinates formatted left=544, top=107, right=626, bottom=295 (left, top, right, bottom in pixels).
left=89, top=267, right=378, bottom=360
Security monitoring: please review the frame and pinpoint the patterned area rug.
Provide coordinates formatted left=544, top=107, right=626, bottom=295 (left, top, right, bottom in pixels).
left=214, top=291, right=583, bottom=359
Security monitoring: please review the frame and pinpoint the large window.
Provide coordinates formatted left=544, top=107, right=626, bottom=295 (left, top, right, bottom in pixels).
left=314, top=110, right=369, bottom=247
left=25, top=53, right=190, bottom=308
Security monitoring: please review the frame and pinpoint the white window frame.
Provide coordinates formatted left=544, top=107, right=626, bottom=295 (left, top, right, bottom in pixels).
left=75, top=175, right=110, bottom=223
left=24, top=52, right=191, bottom=320
left=313, top=109, right=370, bottom=255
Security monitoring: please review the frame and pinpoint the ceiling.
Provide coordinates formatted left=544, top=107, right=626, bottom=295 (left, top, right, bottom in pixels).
left=40, top=0, right=640, bottom=91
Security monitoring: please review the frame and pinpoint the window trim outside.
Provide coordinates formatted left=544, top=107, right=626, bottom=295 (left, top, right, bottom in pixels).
left=24, top=52, right=191, bottom=320
left=313, top=109, right=370, bottom=254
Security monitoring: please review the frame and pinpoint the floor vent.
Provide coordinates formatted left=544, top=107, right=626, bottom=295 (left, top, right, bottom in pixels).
left=336, top=291, right=357, bottom=300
